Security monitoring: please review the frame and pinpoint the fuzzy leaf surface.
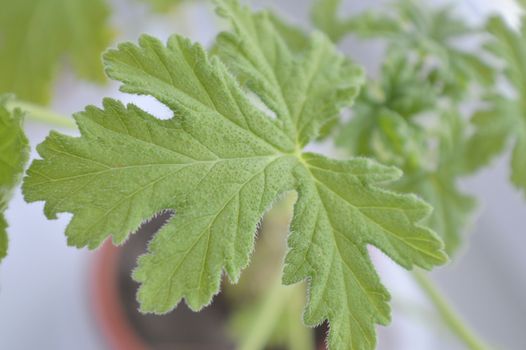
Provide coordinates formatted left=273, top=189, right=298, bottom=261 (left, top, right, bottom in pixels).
left=23, top=1, right=446, bottom=348
left=0, top=96, right=30, bottom=262
left=0, top=0, right=112, bottom=103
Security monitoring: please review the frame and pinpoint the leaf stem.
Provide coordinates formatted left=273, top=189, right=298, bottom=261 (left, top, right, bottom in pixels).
left=412, top=270, right=491, bottom=350
left=7, top=100, right=76, bottom=129
left=238, top=280, right=308, bottom=350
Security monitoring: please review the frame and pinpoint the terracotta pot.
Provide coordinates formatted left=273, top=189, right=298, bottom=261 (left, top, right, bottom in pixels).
left=91, top=242, right=147, bottom=350
left=90, top=213, right=327, bottom=350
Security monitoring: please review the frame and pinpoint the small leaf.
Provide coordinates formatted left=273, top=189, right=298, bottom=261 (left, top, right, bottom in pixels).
left=0, top=95, right=30, bottom=262
left=464, top=95, right=516, bottom=173
left=465, top=16, right=526, bottom=195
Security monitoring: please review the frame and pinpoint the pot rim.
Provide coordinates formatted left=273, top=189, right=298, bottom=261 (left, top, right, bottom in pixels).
left=90, top=241, right=148, bottom=350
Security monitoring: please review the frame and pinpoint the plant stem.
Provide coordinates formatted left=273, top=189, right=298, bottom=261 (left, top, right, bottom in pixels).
left=7, top=100, right=76, bottom=129
left=238, top=280, right=306, bottom=350
left=412, top=270, right=491, bottom=350
left=287, top=285, right=315, bottom=350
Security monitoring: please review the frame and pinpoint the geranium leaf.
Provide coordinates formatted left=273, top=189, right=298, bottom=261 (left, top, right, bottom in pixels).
left=23, top=1, right=447, bottom=348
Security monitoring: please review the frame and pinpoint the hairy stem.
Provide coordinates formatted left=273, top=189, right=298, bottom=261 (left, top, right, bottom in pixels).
left=7, top=100, right=76, bottom=129
left=412, top=270, right=491, bottom=350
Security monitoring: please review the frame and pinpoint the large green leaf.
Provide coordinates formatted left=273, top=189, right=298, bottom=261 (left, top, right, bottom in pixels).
left=23, top=1, right=446, bottom=348
left=0, top=0, right=113, bottom=103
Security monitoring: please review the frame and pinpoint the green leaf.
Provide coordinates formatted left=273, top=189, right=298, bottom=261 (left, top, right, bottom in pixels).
left=284, top=154, right=445, bottom=349
left=23, top=1, right=446, bottom=348
left=392, top=171, right=476, bottom=255
left=464, top=95, right=516, bottom=173
left=338, top=110, right=476, bottom=255
left=312, top=0, right=402, bottom=43
left=336, top=53, right=437, bottom=170
left=0, top=96, right=30, bottom=262
left=214, top=0, right=364, bottom=147
left=465, top=16, right=526, bottom=194
left=394, top=110, right=477, bottom=255
left=0, top=0, right=113, bottom=104
left=0, top=218, right=7, bottom=261
left=313, top=0, right=469, bottom=43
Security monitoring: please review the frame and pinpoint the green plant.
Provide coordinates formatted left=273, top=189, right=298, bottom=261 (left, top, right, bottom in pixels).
left=464, top=15, right=526, bottom=193
left=0, top=95, right=29, bottom=263
left=0, top=0, right=523, bottom=349
left=313, top=0, right=495, bottom=256
left=21, top=1, right=447, bottom=348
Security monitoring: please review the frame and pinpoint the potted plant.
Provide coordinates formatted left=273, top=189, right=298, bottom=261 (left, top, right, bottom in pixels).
left=1, top=0, right=524, bottom=349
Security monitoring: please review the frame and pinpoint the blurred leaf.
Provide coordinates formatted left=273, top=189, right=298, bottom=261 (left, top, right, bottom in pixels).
left=328, top=0, right=489, bottom=254
left=338, top=109, right=475, bottom=255
left=336, top=53, right=437, bottom=170
left=395, top=112, right=476, bottom=255
left=465, top=16, right=526, bottom=194
left=336, top=54, right=477, bottom=254
left=312, top=0, right=494, bottom=100
left=0, top=0, right=113, bottom=104
left=464, top=95, right=516, bottom=173
left=0, top=95, right=30, bottom=262
left=313, top=0, right=470, bottom=42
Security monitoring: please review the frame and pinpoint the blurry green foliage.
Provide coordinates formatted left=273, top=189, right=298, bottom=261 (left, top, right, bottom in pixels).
left=315, top=0, right=495, bottom=255
left=22, top=1, right=447, bottom=349
left=0, top=95, right=29, bottom=262
left=313, top=0, right=494, bottom=100
left=465, top=16, right=526, bottom=195
left=0, top=0, right=113, bottom=104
